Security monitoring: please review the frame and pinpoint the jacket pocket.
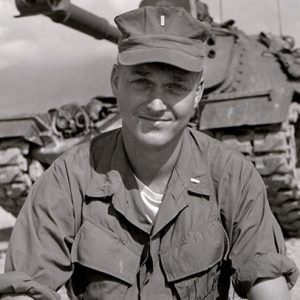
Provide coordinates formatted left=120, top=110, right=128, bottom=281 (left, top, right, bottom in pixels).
left=71, top=219, right=140, bottom=300
left=160, top=219, right=229, bottom=300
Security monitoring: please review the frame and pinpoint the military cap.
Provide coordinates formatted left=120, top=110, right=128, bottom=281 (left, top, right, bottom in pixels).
left=114, top=6, right=210, bottom=72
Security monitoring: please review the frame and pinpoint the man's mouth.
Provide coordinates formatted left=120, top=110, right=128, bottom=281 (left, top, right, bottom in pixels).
left=139, top=115, right=170, bottom=122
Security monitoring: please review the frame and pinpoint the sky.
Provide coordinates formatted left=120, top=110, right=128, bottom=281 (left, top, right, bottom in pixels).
left=0, top=0, right=300, bottom=116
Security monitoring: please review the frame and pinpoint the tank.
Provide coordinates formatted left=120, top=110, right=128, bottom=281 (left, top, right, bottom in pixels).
left=1, top=0, right=300, bottom=237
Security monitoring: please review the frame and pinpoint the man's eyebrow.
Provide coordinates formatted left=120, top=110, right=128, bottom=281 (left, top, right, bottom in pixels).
left=130, top=68, right=151, bottom=76
left=171, top=74, right=188, bottom=82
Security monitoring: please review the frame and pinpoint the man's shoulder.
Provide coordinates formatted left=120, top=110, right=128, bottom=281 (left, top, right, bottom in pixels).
left=188, top=127, right=244, bottom=159
left=188, top=127, right=254, bottom=176
left=55, top=128, right=120, bottom=169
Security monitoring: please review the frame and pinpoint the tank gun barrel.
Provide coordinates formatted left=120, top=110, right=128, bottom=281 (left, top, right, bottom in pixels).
left=15, top=0, right=121, bottom=44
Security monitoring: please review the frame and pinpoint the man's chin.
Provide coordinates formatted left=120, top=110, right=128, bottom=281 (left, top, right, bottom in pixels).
left=136, top=131, right=181, bottom=149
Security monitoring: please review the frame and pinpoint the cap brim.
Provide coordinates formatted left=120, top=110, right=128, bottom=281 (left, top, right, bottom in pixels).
left=118, top=48, right=203, bottom=72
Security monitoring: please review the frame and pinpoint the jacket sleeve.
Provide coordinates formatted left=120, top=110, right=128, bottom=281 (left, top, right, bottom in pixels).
left=0, top=155, right=82, bottom=299
left=218, top=156, right=299, bottom=298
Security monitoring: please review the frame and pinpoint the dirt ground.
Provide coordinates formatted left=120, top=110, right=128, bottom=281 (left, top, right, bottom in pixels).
left=0, top=208, right=299, bottom=300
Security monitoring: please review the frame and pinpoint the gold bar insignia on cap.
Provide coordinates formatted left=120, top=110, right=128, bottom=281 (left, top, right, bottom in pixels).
left=160, top=15, right=165, bottom=26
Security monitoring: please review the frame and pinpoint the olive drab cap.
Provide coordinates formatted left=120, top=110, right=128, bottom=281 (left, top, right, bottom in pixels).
left=114, top=6, right=210, bottom=72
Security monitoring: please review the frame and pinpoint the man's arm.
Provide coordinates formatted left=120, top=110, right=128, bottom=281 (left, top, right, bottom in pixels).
left=247, top=276, right=291, bottom=300
left=218, top=157, right=298, bottom=297
left=0, top=154, right=82, bottom=298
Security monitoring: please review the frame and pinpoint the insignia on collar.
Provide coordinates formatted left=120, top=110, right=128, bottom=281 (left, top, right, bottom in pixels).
left=190, top=178, right=200, bottom=184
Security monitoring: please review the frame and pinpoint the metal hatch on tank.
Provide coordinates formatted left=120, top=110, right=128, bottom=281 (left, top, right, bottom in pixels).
left=1, top=0, right=300, bottom=238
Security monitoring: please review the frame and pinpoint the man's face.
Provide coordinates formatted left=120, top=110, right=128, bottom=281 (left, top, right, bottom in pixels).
left=111, top=63, right=203, bottom=149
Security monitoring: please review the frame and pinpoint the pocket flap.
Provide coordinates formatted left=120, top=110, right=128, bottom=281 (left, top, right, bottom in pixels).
left=71, top=220, right=140, bottom=285
left=160, top=219, right=228, bottom=282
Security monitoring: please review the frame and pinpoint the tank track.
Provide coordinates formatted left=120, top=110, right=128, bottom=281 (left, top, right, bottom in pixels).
left=213, top=103, right=300, bottom=237
left=0, top=139, right=44, bottom=217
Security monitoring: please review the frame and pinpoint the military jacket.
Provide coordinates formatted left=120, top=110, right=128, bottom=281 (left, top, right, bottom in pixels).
left=0, top=128, right=298, bottom=299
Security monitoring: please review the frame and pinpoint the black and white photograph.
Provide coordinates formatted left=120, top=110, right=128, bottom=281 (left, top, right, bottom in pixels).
left=0, top=0, right=300, bottom=299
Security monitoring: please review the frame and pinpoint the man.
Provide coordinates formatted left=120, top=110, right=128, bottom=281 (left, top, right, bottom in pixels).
left=0, top=6, right=298, bottom=300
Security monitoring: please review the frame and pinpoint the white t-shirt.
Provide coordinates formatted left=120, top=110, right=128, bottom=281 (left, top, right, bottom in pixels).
left=135, top=175, right=164, bottom=224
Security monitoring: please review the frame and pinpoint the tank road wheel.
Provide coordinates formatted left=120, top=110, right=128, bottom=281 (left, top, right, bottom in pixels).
left=0, top=140, right=45, bottom=216
left=215, top=103, right=300, bottom=237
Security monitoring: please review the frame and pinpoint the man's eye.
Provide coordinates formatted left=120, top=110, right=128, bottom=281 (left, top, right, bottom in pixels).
left=132, top=79, right=152, bottom=87
left=167, top=83, right=188, bottom=92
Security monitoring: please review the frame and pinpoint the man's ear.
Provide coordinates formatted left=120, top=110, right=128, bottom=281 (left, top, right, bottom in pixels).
left=110, top=64, right=120, bottom=97
left=194, top=75, right=204, bottom=108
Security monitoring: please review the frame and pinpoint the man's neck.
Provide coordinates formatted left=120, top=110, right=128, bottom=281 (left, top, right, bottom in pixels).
left=123, top=133, right=183, bottom=194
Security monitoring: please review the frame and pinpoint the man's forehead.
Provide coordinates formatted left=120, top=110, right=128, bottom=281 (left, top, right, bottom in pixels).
left=125, top=63, right=197, bottom=78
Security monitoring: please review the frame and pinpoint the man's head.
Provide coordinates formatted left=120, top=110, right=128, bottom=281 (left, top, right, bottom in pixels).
left=111, top=6, right=209, bottom=149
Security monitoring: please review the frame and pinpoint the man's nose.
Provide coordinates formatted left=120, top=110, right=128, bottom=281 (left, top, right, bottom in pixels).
left=147, top=97, right=167, bottom=111
left=147, top=88, right=167, bottom=111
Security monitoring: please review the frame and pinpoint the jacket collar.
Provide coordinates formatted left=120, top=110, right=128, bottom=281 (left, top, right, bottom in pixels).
left=152, top=128, right=211, bottom=236
left=173, top=128, right=211, bottom=197
left=86, top=128, right=211, bottom=196
left=85, top=129, right=152, bottom=234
